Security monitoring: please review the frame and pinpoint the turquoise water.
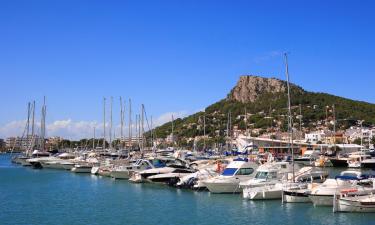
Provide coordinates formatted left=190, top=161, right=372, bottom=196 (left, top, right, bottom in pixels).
left=1, top=154, right=375, bottom=225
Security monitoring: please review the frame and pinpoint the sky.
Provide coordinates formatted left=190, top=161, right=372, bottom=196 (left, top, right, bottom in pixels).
left=0, top=0, right=374, bottom=139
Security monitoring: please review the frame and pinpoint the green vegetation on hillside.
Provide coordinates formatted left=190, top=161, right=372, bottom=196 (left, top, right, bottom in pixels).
left=149, top=85, right=375, bottom=148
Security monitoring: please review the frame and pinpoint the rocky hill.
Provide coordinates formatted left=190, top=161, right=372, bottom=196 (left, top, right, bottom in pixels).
left=228, top=76, right=304, bottom=103
left=150, top=75, right=375, bottom=147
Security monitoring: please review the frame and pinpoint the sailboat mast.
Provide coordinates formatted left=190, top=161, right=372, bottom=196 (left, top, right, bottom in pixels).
left=110, top=96, right=113, bottom=150
left=26, top=102, right=30, bottom=139
left=284, top=53, right=295, bottom=181
left=135, top=114, right=140, bottom=148
left=151, top=115, right=154, bottom=151
left=141, top=104, right=144, bottom=153
left=120, top=97, right=123, bottom=141
left=129, top=99, right=132, bottom=149
left=31, top=101, right=35, bottom=137
left=93, top=126, right=96, bottom=150
left=41, top=96, right=46, bottom=151
left=103, top=97, right=106, bottom=150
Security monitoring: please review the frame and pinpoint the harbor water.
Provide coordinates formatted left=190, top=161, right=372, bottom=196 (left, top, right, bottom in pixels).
left=1, top=154, right=375, bottom=225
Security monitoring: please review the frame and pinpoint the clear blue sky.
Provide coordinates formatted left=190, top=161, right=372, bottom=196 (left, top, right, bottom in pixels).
left=0, top=0, right=374, bottom=138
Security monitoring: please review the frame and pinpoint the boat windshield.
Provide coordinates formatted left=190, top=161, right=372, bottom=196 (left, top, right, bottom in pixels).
left=255, top=171, right=277, bottom=179
left=152, top=160, right=166, bottom=168
left=222, top=168, right=238, bottom=176
left=255, top=171, right=268, bottom=179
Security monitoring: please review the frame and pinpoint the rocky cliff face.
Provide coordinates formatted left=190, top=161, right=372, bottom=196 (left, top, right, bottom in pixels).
left=228, top=75, right=304, bottom=103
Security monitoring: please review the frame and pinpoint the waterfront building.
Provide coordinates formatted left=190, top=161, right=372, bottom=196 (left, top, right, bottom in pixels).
left=5, top=135, right=42, bottom=150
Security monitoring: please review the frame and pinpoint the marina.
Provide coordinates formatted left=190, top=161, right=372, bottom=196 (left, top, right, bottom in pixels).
left=1, top=1, right=375, bottom=225
left=2, top=153, right=375, bottom=225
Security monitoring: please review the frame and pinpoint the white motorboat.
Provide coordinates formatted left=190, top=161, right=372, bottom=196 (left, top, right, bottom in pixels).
left=309, top=170, right=371, bottom=206
left=282, top=167, right=329, bottom=203
left=147, top=168, right=195, bottom=185
left=177, top=167, right=219, bottom=190
left=202, top=160, right=258, bottom=194
left=40, top=153, right=76, bottom=170
left=347, top=154, right=371, bottom=168
left=246, top=182, right=285, bottom=200
left=294, top=150, right=320, bottom=166
left=176, top=159, right=231, bottom=190
left=111, top=159, right=154, bottom=179
left=129, top=158, right=191, bottom=183
left=241, top=162, right=293, bottom=200
left=334, top=188, right=375, bottom=213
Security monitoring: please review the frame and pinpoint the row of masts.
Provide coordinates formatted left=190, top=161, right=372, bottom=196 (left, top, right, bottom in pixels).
left=20, top=97, right=47, bottom=154
left=100, top=97, right=153, bottom=153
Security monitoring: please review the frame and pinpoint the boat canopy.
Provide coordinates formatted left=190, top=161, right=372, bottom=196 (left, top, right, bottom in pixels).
left=222, top=168, right=237, bottom=176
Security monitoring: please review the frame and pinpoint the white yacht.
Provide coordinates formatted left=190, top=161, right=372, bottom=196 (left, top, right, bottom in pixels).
left=347, top=154, right=372, bottom=168
left=282, top=167, right=329, bottom=203
left=241, top=162, right=293, bottom=200
left=294, top=150, right=320, bottom=166
left=41, top=153, right=76, bottom=170
left=176, top=159, right=231, bottom=190
left=129, top=158, right=191, bottom=183
left=309, top=170, right=371, bottom=206
left=202, top=160, right=258, bottom=194
left=111, top=159, right=154, bottom=179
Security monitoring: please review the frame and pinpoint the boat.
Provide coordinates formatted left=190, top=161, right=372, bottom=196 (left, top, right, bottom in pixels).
left=40, top=153, right=77, bottom=170
left=176, top=159, right=230, bottom=190
left=309, top=170, right=371, bottom=206
left=241, top=162, right=293, bottom=200
left=147, top=167, right=196, bottom=186
left=294, top=150, right=320, bottom=166
left=347, top=153, right=372, bottom=168
left=27, top=155, right=56, bottom=169
left=330, top=151, right=371, bottom=168
left=282, top=167, right=329, bottom=203
left=111, top=159, right=155, bottom=179
left=333, top=188, right=375, bottom=213
left=202, top=159, right=258, bottom=194
left=129, top=158, right=190, bottom=183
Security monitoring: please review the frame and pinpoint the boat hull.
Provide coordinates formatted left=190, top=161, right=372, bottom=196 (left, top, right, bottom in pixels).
left=283, top=190, right=311, bottom=203
left=244, top=189, right=282, bottom=200
left=336, top=199, right=375, bottom=212
left=111, top=170, right=131, bottom=179
left=205, top=182, right=242, bottom=194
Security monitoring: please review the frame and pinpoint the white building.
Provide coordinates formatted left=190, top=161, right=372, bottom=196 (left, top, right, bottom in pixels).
left=304, top=130, right=325, bottom=144
left=346, top=127, right=375, bottom=147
